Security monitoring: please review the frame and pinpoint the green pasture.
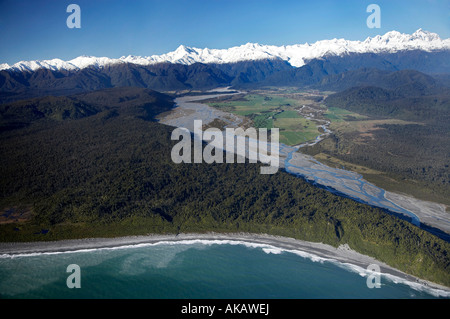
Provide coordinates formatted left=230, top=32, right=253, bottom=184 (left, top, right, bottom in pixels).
left=209, top=94, right=321, bottom=146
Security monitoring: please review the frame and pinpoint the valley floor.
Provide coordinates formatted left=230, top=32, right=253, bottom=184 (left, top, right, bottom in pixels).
left=157, top=88, right=450, bottom=239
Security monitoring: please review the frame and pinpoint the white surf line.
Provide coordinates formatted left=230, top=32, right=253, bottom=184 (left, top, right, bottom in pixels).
left=1, top=234, right=449, bottom=297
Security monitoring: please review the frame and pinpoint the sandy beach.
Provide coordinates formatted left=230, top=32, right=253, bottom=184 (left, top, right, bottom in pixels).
left=1, top=232, right=449, bottom=295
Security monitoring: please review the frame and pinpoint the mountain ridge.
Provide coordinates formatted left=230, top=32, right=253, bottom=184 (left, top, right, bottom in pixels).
left=2, top=29, right=449, bottom=73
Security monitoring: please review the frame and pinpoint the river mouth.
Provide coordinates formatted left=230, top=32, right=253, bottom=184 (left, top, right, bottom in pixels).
left=157, top=90, right=246, bottom=131
left=158, top=88, right=450, bottom=241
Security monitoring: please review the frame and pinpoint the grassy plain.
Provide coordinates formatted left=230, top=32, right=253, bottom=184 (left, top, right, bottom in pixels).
left=207, top=92, right=322, bottom=145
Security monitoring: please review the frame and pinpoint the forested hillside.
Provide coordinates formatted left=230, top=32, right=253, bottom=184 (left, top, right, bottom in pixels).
left=303, top=78, right=450, bottom=203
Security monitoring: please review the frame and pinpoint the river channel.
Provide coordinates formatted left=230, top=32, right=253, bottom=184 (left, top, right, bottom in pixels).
left=158, top=89, right=450, bottom=241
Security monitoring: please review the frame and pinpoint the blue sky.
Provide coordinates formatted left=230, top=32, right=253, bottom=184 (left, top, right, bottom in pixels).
left=0, top=0, right=449, bottom=64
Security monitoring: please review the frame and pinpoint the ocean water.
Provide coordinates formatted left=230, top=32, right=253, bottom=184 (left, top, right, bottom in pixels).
left=0, top=240, right=448, bottom=299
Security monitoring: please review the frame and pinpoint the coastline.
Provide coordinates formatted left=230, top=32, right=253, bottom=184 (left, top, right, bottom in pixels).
left=1, top=232, right=449, bottom=296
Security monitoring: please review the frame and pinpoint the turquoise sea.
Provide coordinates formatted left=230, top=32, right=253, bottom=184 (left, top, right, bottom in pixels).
left=0, top=240, right=448, bottom=299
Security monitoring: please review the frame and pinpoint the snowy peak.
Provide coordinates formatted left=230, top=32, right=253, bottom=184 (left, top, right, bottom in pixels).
left=67, top=56, right=122, bottom=70
left=1, top=29, right=449, bottom=72
left=412, top=28, right=441, bottom=41
left=1, top=56, right=123, bottom=73
left=365, top=29, right=445, bottom=49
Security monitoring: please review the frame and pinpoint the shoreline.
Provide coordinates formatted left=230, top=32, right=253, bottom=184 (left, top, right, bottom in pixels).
left=1, top=232, right=449, bottom=296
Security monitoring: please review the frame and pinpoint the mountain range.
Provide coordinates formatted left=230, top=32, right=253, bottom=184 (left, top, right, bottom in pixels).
left=1, top=29, right=449, bottom=72
left=0, top=29, right=449, bottom=103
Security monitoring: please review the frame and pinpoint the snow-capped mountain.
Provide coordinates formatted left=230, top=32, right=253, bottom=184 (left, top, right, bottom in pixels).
left=1, top=29, right=449, bottom=73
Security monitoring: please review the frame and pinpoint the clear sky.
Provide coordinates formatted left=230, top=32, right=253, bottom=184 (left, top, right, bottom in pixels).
left=0, top=0, right=449, bottom=64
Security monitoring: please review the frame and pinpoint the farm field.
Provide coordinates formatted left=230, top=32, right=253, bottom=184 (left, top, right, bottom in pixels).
left=206, top=91, right=325, bottom=146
